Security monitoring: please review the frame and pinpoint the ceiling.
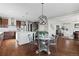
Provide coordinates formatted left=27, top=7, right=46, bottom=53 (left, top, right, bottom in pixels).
left=0, top=3, right=79, bottom=22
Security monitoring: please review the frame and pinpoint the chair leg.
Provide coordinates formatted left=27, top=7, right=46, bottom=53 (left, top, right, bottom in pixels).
left=48, top=50, right=51, bottom=55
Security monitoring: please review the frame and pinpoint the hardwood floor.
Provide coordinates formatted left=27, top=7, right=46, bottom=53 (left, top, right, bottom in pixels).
left=1, top=39, right=16, bottom=48
left=56, top=37, right=79, bottom=56
left=0, top=37, right=79, bottom=56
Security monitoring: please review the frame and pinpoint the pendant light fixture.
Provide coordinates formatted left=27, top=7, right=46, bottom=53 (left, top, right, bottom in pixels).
left=39, top=3, right=47, bottom=25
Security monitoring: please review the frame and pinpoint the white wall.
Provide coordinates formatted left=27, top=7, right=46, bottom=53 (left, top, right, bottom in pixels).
left=61, top=23, right=74, bottom=38
left=48, top=19, right=61, bottom=36
left=48, top=14, right=79, bottom=39
left=38, top=24, right=48, bottom=31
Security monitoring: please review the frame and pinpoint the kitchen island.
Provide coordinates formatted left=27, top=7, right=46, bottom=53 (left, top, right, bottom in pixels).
left=16, top=31, right=36, bottom=46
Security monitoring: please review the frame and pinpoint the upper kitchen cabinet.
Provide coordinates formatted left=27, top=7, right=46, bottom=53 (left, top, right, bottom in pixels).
left=2, top=18, right=8, bottom=27
left=16, top=21, right=21, bottom=28
left=0, top=17, right=8, bottom=28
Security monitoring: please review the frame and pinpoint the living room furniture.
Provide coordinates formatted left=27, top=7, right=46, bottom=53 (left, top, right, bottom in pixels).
left=73, top=31, right=79, bottom=39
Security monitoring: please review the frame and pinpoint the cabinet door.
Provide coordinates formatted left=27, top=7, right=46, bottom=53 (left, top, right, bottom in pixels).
left=16, top=21, right=21, bottom=28
left=0, top=19, right=2, bottom=27
left=4, top=32, right=16, bottom=39
left=2, top=18, right=8, bottom=27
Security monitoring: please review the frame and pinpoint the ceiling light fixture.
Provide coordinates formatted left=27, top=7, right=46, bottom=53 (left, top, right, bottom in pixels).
left=39, top=3, right=47, bottom=25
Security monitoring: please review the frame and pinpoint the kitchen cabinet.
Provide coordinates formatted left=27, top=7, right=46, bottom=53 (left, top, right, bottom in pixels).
left=0, top=20, right=1, bottom=24
left=16, top=21, right=21, bottom=28
left=0, top=18, right=8, bottom=28
left=4, top=32, right=16, bottom=40
left=74, top=31, right=79, bottom=39
left=2, top=18, right=8, bottom=27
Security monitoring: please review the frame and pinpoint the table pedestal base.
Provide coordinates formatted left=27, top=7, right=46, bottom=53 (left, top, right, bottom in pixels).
left=36, top=50, right=51, bottom=55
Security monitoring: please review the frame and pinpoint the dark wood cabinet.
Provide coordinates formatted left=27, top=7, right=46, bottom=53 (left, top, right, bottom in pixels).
left=0, top=18, right=8, bottom=28
left=2, top=18, right=8, bottom=27
left=16, top=21, right=21, bottom=28
left=0, top=19, right=2, bottom=27
left=73, top=31, right=79, bottom=39
left=4, top=32, right=16, bottom=40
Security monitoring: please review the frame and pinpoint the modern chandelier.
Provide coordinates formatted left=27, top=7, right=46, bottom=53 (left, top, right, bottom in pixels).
left=39, top=3, right=47, bottom=25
